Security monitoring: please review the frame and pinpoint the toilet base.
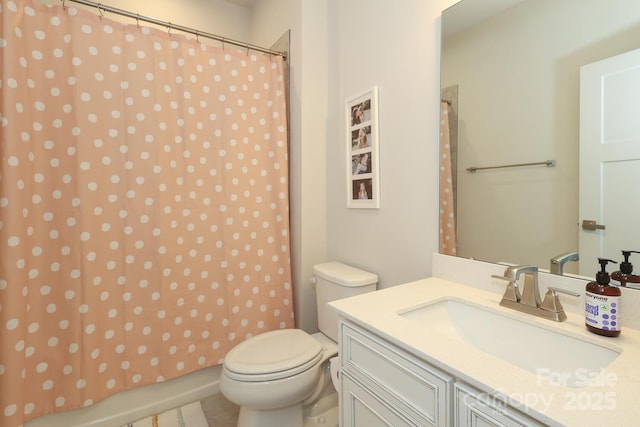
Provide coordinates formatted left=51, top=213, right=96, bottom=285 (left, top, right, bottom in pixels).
left=236, top=390, right=339, bottom=427
left=303, top=389, right=338, bottom=427
left=238, top=403, right=303, bottom=427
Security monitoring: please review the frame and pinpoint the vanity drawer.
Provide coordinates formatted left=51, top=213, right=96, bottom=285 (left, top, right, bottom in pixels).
left=454, top=382, right=546, bottom=427
left=340, top=321, right=452, bottom=427
left=341, top=371, right=418, bottom=427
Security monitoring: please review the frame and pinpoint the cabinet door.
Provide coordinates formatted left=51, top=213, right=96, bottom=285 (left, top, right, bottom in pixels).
left=454, top=383, right=545, bottom=427
left=340, top=322, right=452, bottom=426
left=341, top=372, right=416, bottom=427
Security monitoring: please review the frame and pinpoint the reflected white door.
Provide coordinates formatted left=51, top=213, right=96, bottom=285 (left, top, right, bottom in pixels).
left=579, top=48, right=640, bottom=275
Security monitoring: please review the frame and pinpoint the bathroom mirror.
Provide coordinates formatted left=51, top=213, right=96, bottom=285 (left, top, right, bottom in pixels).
left=440, top=0, right=640, bottom=277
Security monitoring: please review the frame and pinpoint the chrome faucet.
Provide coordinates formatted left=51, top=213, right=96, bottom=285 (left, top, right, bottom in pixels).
left=550, top=251, right=579, bottom=275
left=492, top=265, right=580, bottom=322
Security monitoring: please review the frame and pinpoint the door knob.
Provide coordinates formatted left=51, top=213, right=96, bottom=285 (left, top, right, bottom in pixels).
left=582, top=220, right=605, bottom=231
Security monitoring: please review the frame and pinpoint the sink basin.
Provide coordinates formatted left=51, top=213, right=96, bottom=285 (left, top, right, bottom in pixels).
left=398, top=298, right=622, bottom=387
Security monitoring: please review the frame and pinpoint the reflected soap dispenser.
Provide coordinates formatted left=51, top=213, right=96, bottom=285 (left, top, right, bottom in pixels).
left=610, top=250, right=640, bottom=288
left=585, top=258, right=621, bottom=337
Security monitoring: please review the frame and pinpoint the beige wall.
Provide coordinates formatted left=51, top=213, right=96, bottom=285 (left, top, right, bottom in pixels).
left=442, top=0, right=640, bottom=270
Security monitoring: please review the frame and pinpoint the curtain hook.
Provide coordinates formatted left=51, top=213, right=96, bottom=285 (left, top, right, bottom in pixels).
left=136, top=13, right=140, bottom=28
left=61, top=0, right=66, bottom=9
left=221, top=38, right=225, bottom=50
left=167, top=23, right=172, bottom=35
left=196, top=30, right=200, bottom=44
left=97, top=3, right=104, bottom=18
left=246, top=43, right=250, bottom=56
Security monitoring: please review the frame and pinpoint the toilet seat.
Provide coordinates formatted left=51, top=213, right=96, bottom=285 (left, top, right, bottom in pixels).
left=223, top=329, right=323, bottom=382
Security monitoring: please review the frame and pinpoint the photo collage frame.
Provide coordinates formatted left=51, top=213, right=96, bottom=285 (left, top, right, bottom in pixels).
left=346, top=87, right=379, bottom=208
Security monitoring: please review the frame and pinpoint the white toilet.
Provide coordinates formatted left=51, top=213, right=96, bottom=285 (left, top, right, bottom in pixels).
left=220, top=262, right=378, bottom=427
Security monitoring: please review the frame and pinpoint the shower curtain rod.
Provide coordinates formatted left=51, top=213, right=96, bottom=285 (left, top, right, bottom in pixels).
left=61, top=0, right=287, bottom=59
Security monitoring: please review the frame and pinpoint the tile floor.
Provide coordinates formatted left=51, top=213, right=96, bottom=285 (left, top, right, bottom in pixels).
left=200, top=394, right=239, bottom=427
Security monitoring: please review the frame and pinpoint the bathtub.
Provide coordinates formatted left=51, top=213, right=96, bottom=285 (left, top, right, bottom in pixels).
left=25, top=365, right=221, bottom=427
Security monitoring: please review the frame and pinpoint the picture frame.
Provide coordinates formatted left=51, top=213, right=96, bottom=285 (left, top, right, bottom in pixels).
left=346, top=87, right=379, bottom=208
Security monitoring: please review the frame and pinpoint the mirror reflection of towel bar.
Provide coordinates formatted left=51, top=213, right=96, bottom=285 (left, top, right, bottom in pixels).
left=467, top=160, right=556, bottom=173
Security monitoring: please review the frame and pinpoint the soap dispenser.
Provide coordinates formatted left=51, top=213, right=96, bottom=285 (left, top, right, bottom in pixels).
left=585, top=258, right=621, bottom=337
left=610, top=250, right=640, bottom=288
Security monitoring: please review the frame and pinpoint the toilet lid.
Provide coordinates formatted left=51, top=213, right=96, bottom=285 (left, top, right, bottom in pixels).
left=224, top=329, right=323, bottom=380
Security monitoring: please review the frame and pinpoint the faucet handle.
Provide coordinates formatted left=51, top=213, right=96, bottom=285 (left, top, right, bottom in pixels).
left=546, top=287, right=580, bottom=297
left=540, top=287, right=580, bottom=321
left=492, top=274, right=521, bottom=302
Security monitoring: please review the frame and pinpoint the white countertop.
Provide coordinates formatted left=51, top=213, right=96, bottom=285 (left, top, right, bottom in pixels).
left=330, top=277, right=640, bottom=427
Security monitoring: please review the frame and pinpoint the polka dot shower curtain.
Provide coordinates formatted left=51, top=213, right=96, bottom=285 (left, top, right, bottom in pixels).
left=0, top=0, right=293, bottom=425
left=439, top=102, right=457, bottom=255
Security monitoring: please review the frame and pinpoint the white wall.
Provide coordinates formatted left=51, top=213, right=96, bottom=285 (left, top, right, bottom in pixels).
left=326, top=0, right=459, bottom=289
left=251, top=0, right=461, bottom=330
left=250, top=1, right=329, bottom=332
left=39, top=0, right=252, bottom=41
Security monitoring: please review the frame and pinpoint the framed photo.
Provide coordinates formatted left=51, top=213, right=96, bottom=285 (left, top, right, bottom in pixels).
left=346, top=87, right=379, bottom=208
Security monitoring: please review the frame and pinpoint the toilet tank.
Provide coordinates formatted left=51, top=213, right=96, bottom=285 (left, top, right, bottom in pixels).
left=313, top=262, right=378, bottom=342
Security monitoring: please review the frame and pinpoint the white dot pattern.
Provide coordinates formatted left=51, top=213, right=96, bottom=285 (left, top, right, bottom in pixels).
left=0, top=1, right=293, bottom=426
left=440, top=102, right=458, bottom=255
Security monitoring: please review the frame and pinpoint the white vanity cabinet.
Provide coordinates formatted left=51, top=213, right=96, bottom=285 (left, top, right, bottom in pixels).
left=339, top=320, right=546, bottom=427
left=339, top=321, right=453, bottom=426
